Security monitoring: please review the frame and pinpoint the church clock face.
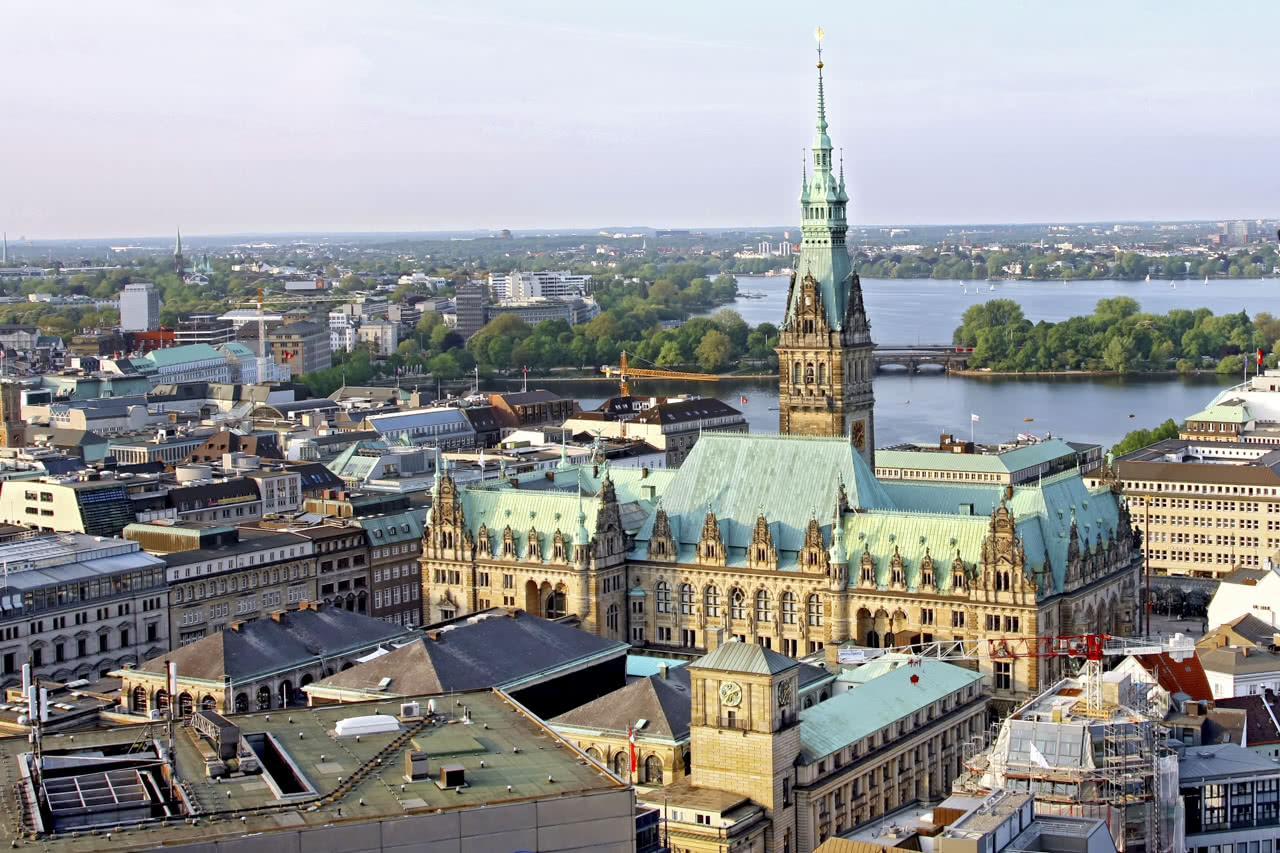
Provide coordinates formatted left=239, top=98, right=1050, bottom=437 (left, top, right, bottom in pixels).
left=719, top=681, right=743, bottom=707
left=851, top=419, right=866, bottom=450
left=777, top=681, right=793, bottom=707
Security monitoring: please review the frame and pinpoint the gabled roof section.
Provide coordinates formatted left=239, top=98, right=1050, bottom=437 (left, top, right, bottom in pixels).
left=136, top=606, right=412, bottom=682
left=634, top=432, right=892, bottom=554
left=692, top=639, right=800, bottom=676
left=553, top=666, right=692, bottom=740
left=1132, top=652, right=1213, bottom=702
left=1225, top=613, right=1278, bottom=645
left=143, top=343, right=224, bottom=368
left=1187, top=403, right=1253, bottom=424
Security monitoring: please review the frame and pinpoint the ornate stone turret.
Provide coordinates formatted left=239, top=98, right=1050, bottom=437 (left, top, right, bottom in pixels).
left=746, top=510, right=778, bottom=570
left=695, top=504, right=726, bottom=566
left=648, top=503, right=676, bottom=562
left=798, top=509, right=830, bottom=574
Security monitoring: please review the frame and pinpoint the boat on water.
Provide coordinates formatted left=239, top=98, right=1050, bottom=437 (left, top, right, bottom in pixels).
left=1171, top=281, right=1177, bottom=289
left=962, top=286, right=967, bottom=294
left=1145, top=274, right=1151, bottom=283
left=1204, top=275, right=1209, bottom=286
left=1023, top=417, right=1034, bottom=422
left=988, top=284, right=995, bottom=291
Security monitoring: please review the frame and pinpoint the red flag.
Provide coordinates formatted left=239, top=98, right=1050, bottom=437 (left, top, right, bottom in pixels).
left=740, top=396, right=748, bottom=404
left=1260, top=348, right=1266, bottom=367
left=628, top=726, right=636, bottom=774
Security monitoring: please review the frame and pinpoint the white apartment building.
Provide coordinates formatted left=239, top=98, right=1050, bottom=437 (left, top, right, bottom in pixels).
left=487, top=270, right=592, bottom=300
left=357, top=321, right=398, bottom=356
left=328, top=312, right=359, bottom=353
left=119, top=282, right=159, bottom=332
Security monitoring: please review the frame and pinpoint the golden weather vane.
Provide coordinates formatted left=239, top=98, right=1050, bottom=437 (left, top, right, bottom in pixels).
left=815, top=26, right=824, bottom=66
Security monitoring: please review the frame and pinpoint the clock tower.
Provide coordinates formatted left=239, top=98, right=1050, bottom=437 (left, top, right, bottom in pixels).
left=776, top=30, right=876, bottom=465
left=688, top=639, right=803, bottom=853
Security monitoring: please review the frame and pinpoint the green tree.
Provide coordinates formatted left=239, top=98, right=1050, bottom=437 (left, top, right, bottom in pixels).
left=1112, top=419, right=1180, bottom=456
left=694, top=330, right=732, bottom=372
left=1102, top=336, right=1136, bottom=373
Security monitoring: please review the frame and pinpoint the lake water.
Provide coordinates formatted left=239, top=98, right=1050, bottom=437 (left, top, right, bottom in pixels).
left=571, top=275, right=1272, bottom=449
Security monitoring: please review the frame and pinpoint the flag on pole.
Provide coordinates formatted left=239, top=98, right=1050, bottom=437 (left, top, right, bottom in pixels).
left=1260, top=348, right=1266, bottom=367
left=740, top=396, right=748, bottom=404
left=1028, top=741, right=1051, bottom=769
left=628, top=726, right=637, bottom=775
left=970, top=413, right=980, bottom=422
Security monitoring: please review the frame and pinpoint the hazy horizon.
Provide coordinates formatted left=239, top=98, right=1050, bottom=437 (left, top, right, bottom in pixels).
left=3, top=0, right=1278, bottom=239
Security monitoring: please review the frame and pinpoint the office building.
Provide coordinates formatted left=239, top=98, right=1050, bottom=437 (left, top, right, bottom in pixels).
left=266, top=320, right=331, bottom=374
left=0, top=533, right=169, bottom=686
left=454, top=278, right=488, bottom=339
left=0, top=475, right=136, bottom=536
left=1180, top=743, right=1280, bottom=853
left=563, top=395, right=747, bottom=466
left=352, top=511, right=423, bottom=626
left=174, top=313, right=234, bottom=346
left=363, top=406, right=477, bottom=449
left=357, top=320, right=399, bottom=356
left=123, top=521, right=318, bottom=647
left=119, top=282, right=160, bottom=332
left=488, top=270, right=592, bottom=300
left=141, top=343, right=232, bottom=385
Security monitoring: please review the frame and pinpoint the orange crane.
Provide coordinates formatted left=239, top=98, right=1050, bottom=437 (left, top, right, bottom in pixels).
left=600, top=350, right=721, bottom=397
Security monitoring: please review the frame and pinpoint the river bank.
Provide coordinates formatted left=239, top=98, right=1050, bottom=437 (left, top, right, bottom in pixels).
left=948, top=367, right=1229, bottom=379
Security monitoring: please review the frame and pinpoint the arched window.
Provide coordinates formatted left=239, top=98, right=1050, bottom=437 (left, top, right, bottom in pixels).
left=781, top=592, right=797, bottom=624
left=178, top=692, right=194, bottom=719
left=705, top=585, right=721, bottom=618
left=155, top=689, right=169, bottom=710
left=131, top=685, right=148, bottom=714
left=256, top=686, right=271, bottom=711
left=892, top=565, right=905, bottom=586
left=679, top=584, right=694, bottom=615
left=731, top=588, right=746, bottom=621
left=804, top=363, right=815, bottom=384
left=807, top=594, right=823, bottom=626
left=606, top=603, right=619, bottom=632
left=612, top=752, right=627, bottom=778
left=655, top=581, right=671, bottom=614
left=585, top=747, right=602, bottom=762
left=234, top=693, right=249, bottom=713
left=818, top=362, right=826, bottom=384
left=644, top=755, right=663, bottom=785
left=755, top=589, right=772, bottom=623
left=793, top=362, right=802, bottom=384
left=201, top=695, right=217, bottom=711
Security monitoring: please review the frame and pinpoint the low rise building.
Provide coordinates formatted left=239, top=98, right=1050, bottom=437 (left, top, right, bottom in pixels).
left=0, top=686, right=636, bottom=853
left=1180, top=743, right=1280, bottom=853
left=266, top=319, right=331, bottom=375
left=0, top=533, right=168, bottom=688
left=353, top=510, right=424, bottom=626
left=303, top=607, right=628, bottom=718
left=1090, top=438, right=1280, bottom=578
left=1198, top=615, right=1280, bottom=698
left=357, top=320, right=399, bottom=356
left=174, top=313, right=234, bottom=347
left=876, top=436, right=1100, bottom=485
left=123, top=521, right=318, bottom=646
left=488, top=390, right=579, bottom=435
left=562, top=395, right=746, bottom=466
left=1208, top=561, right=1280, bottom=629
left=141, top=343, right=232, bottom=385
left=0, top=475, right=136, bottom=536
left=116, top=600, right=412, bottom=713
left=363, top=406, right=476, bottom=449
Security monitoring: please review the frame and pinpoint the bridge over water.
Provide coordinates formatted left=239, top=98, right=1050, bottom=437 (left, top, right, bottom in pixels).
left=873, top=345, right=971, bottom=373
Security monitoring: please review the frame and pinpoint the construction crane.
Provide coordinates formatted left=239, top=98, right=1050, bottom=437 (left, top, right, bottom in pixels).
left=600, top=350, right=722, bottom=397
left=857, top=632, right=1195, bottom=713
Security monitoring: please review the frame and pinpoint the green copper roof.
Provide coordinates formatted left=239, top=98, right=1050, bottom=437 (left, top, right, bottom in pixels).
left=633, top=432, right=892, bottom=559
left=799, top=660, right=983, bottom=763
left=838, top=510, right=989, bottom=593
left=143, top=343, right=223, bottom=368
left=875, top=438, right=1080, bottom=475
left=461, top=487, right=602, bottom=558
left=1186, top=404, right=1253, bottom=424
left=691, top=639, right=800, bottom=676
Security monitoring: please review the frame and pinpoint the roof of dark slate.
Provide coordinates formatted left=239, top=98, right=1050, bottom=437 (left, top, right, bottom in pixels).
left=691, top=639, right=801, bottom=676
left=553, top=666, right=692, bottom=740
left=287, top=462, right=345, bottom=490
left=1225, top=613, right=1278, bottom=645
left=1216, top=693, right=1280, bottom=744
left=137, top=606, right=413, bottom=682
left=308, top=610, right=627, bottom=695
left=492, top=390, right=566, bottom=406
left=167, top=478, right=261, bottom=506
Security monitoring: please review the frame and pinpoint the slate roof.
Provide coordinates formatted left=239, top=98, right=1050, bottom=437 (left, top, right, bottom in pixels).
left=287, top=461, right=345, bottom=491
left=1132, top=652, right=1214, bottom=702
left=635, top=397, right=743, bottom=426
left=692, top=639, right=801, bottom=676
left=553, top=666, right=692, bottom=740
left=875, top=438, right=1079, bottom=475
left=136, top=606, right=412, bottom=683
left=1178, top=743, right=1280, bottom=781
left=1223, top=613, right=1277, bottom=645
left=306, top=610, right=627, bottom=695
left=1215, top=694, right=1280, bottom=744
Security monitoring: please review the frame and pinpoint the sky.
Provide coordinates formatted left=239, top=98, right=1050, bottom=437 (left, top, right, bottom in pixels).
left=2, top=0, right=1278, bottom=238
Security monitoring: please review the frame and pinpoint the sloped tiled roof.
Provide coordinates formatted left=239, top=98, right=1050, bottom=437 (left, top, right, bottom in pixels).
left=136, top=606, right=412, bottom=683
left=306, top=610, right=627, bottom=695
left=1225, top=613, right=1277, bottom=645
left=691, top=639, right=801, bottom=676
left=553, top=666, right=692, bottom=740
left=1133, top=652, right=1213, bottom=702
left=143, top=343, right=224, bottom=368
left=1216, top=694, right=1280, bottom=744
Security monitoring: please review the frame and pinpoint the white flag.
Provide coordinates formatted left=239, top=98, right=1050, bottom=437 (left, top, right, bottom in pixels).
left=1028, top=741, right=1050, bottom=769
left=970, top=413, right=980, bottom=422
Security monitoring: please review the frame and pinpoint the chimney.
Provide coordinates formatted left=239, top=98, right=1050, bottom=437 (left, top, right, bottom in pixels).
left=271, top=610, right=286, bottom=623
left=1005, top=485, right=1014, bottom=501
left=230, top=621, right=244, bottom=632
left=657, top=664, right=668, bottom=680
left=427, top=630, right=442, bottom=641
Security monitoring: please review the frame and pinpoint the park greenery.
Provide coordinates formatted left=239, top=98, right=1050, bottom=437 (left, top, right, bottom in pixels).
left=953, top=298, right=1280, bottom=374
left=1111, top=419, right=1181, bottom=457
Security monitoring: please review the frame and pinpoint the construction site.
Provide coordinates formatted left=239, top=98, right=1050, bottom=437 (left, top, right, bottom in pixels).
left=954, top=664, right=1184, bottom=853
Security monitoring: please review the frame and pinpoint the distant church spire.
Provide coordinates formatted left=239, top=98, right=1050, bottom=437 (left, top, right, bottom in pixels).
left=174, top=227, right=184, bottom=276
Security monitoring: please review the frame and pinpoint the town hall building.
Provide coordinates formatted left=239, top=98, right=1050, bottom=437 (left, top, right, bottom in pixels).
left=418, top=39, right=1140, bottom=716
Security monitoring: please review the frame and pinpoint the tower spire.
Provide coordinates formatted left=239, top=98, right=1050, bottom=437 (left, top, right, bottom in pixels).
left=815, top=26, right=828, bottom=142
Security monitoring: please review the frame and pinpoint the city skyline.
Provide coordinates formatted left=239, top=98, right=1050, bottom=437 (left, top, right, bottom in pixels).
left=2, top=0, right=1277, bottom=238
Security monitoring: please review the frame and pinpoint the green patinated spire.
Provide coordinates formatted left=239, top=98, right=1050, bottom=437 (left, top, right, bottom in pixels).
left=574, top=481, right=591, bottom=547
left=174, top=227, right=182, bottom=257
left=784, top=28, right=863, bottom=338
